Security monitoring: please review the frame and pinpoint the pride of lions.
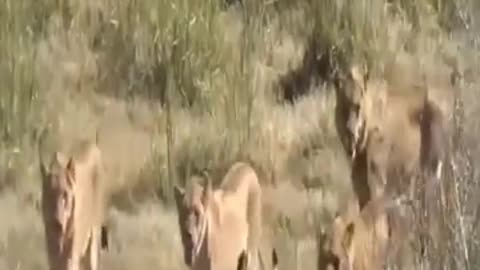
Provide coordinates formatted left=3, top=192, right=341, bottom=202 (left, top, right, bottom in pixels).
left=37, top=63, right=450, bottom=270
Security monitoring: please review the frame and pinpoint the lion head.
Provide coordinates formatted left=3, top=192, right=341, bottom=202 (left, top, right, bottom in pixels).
left=40, top=150, right=77, bottom=255
left=321, top=195, right=411, bottom=270
left=335, top=64, right=371, bottom=161
left=330, top=214, right=357, bottom=270
left=174, top=178, right=213, bottom=267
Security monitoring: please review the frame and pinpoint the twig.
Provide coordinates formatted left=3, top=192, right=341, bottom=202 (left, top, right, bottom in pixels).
left=451, top=160, right=470, bottom=270
left=165, top=55, right=175, bottom=202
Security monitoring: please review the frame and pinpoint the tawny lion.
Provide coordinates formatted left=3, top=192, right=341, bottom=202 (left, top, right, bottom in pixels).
left=335, top=64, right=448, bottom=207
left=38, top=130, right=109, bottom=270
left=321, top=195, right=411, bottom=270
left=174, top=162, right=262, bottom=270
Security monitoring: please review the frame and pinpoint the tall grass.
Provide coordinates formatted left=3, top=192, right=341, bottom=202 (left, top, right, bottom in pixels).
left=0, top=0, right=478, bottom=269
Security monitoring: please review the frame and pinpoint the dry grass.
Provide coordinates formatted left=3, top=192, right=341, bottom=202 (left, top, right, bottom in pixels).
left=1, top=0, right=479, bottom=269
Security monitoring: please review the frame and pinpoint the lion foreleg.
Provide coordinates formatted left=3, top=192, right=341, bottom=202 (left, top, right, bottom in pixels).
left=67, top=256, right=80, bottom=270
left=85, top=228, right=100, bottom=270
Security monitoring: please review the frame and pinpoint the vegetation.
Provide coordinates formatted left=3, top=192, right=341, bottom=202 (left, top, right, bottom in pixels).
left=0, top=0, right=479, bottom=269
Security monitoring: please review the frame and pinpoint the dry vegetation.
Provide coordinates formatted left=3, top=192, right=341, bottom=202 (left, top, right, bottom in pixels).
left=1, top=0, right=479, bottom=269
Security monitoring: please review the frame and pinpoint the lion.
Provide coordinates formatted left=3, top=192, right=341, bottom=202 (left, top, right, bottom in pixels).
left=333, top=62, right=451, bottom=270
left=337, top=65, right=450, bottom=262
left=335, top=64, right=448, bottom=208
left=174, top=161, right=262, bottom=270
left=38, top=130, right=109, bottom=270
left=319, top=195, right=412, bottom=270
left=335, top=64, right=388, bottom=162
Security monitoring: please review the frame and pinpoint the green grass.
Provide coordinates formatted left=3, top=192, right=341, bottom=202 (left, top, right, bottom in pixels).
left=0, top=0, right=479, bottom=269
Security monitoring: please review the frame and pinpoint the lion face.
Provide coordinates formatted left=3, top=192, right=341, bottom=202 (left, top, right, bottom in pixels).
left=325, top=196, right=399, bottom=270
left=336, top=65, right=370, bottom=160
left=348, top=66, right=371, bottom=160
left=41, top=151, right=77, bottom=254
left=174, top=180, right=212, bottom=266
left=346, top=104, right=366, bottom=160
left=328, top=215, right=354, bottom=270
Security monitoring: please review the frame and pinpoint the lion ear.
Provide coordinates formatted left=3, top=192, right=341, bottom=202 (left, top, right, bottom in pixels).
left=351, top=64, right=368, bottom=94
left=351, top=66, right=363, bottom=85
left=333, top=213, right=344, bottom=231
left=66, top=157, right=76, bottom=186
left=54, top=151, right=68, bottom=167
left=174, top=185, right=185, bottom=206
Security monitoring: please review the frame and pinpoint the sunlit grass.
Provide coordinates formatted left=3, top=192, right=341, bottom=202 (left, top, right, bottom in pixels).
left=0, top=0, right=477, bottom=269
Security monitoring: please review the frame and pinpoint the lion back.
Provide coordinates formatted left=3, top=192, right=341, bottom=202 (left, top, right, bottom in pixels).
left=220, top=162, right=262, bottom=252
left=71, top=141, right=106, bottom=255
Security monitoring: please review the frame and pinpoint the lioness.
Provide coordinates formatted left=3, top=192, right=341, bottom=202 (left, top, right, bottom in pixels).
left=174, top=162, right=262, bottom=270
left=321, top=195, right=411, bottom=270
left=38, top=130, right=108, bottom=270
